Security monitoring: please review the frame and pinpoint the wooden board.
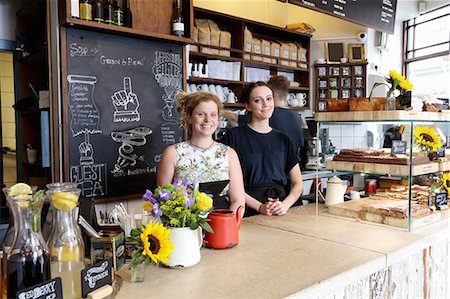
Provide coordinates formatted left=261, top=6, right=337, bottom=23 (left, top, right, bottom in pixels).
left=326, top=160, right=439, bottom=177
left=327, top=199, right=443, bottom=229
left=315, top=111, right=450, bottom=122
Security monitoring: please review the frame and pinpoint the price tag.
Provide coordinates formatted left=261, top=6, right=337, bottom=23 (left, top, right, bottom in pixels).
left=440, top=98, right=449, bottom=110
left=391, top=140, right=406, bottom=155
left=16, top=277, right=62, bottom=299
left=81, top=258, right=113, bottom=298
left=437, top=146, right=446, bottom=158
left=435, top=192, right=448, bottom=210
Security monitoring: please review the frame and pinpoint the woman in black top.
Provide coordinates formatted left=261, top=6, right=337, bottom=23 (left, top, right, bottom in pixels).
left=222, top=82, right=303, bottom=216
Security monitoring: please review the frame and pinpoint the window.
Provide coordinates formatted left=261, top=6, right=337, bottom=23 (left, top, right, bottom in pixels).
left=404, top=5, right=450, bottom=98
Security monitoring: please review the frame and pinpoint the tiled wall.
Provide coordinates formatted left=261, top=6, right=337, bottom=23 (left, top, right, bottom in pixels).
left=0, top=51, right=17, bottom=187
left=322, top=123, right=368, bottom=150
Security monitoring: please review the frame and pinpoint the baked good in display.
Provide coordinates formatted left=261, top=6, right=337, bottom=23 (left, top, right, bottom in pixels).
left=361, top=200, right=432, bottom=219
left=333, top=148, right=430, bottom=165
left=390, top=184, right=406, bottom=192
left=348, top=97, right=386, bottom=111
left=326, top=99, right=349, bottom=112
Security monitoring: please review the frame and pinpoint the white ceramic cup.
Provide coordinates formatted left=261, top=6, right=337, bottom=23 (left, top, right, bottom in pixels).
left=289, top=99, right=300, bottom=107
left=209, top=84, right=216, bottom=94
left=317, top=58, right=325, bottom=63
left=227, top=92, right=237, bottom=103
left=340, top=57, right=348, bottom=63
left=350, top=191, right=360, bottom=200
left=190, top=84, right=198, bottom=92
left=296, top=98, right=307, bottom=107
left=296, top=93, right=307, bottom=100
left=200, top=84, right=209, bottom=92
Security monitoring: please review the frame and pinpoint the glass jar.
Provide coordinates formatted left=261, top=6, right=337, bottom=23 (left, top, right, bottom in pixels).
left=46, top=183, right=85, bottom=299
left=385, top=92, right=396, bottom=110
left=4, top=188, right=50, bottom=298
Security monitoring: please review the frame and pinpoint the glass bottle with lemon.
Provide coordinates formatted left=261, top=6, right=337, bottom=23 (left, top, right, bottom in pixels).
left=2, top=183, right=49, bottom=299
left=46, top=183, right=85, bottom=299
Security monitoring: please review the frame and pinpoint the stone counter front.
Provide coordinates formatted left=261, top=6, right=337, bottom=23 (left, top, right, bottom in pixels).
left=115, top=205, right=449, bottom=298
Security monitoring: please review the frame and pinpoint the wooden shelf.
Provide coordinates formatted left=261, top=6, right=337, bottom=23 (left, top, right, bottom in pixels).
left=187, top=77, right=243, bottom=85
left=315, top=111, right=450, bottom=122
left=326, top=160, right=439, bottom=177
left=64, top=17, right=192, bottom=44
left=243, top=58, right=309, bottom=72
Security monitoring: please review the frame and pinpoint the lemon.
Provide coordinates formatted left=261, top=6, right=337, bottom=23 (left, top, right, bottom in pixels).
left=52, top=197, right=77, bottom=211
left=52, top=192, right=78, bottom=203
left=51, top=245, right=81, bottom=262
left=9, top=183, right=32, bottom=196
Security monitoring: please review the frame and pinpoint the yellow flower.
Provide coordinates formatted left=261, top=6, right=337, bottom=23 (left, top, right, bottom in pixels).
left=414, top=126, right=442, bottom=152
left=142, top=201, right=153, bottom=213
left=399, top=79, right=413, bottom=91
left=389, top=70, right=404, bottom=81
left=140, top=221, right=174, bottom=264
left=196, top=192, right=213, bottom=211
left=441, top=172, right=450, bottom=193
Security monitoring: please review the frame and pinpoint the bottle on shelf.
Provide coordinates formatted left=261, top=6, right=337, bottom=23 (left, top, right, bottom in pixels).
left=113, top=0, right=124, bottom=26
left=92, top=0, right=104, bottom=23
left=71, top=0, right=80, bottom=18
left=79, top=0, right=93, bottom=21
left=103, top=0, right=114, bottom=25
left=123, top=0, right=132, bottom=28
left=171, top=0, right=184, bottom=37
left=46, top=183, right=85, bottom=299
left=3, top=186, right=50, bottom=298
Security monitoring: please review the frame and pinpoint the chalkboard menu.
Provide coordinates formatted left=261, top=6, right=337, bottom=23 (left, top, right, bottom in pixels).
left=64, top=28, right=183, bottom=199
left=288, top=0, right=397, bottom=33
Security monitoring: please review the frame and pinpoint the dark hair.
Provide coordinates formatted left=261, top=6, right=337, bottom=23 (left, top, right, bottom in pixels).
left=239, top=81, right=274, bottom=104
left=176, top=91, right=223, bottom=131
left=267, top=75, right=290, bottom=101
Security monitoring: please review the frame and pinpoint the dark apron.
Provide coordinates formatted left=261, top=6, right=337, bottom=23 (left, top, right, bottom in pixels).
left=245, top=183, right=287, bottom=217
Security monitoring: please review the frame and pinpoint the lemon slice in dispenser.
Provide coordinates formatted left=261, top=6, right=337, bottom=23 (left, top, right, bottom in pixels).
left=52, top=192, right=78, bottom=211
left=9, top=183, right=32, bottom=196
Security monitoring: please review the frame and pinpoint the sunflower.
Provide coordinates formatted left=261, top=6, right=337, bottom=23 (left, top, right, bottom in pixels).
left=140, top=221, right=174, bottom=264
left=441, top=172, right=450, bottom=193
left=399, top=79, right=413, bottom=91
left=414, top=126, right=442, bottom=152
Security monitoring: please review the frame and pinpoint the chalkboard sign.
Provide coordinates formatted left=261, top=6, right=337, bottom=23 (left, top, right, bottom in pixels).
left=16, top=278, right=62, bottom=299
left=437, top=146, right=445, bottom=158
left=435, top=192, right=448, bottom=209
left=64, top=28, right=183, bottom=199
left=391, top=140, right=406, bottom=155
left=81, top=258, right=113, bottom=298
left=288, top=0, right=397, bottom=33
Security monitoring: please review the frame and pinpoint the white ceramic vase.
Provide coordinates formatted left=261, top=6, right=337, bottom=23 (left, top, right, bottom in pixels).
left=166, top=227, right=202, bottom=268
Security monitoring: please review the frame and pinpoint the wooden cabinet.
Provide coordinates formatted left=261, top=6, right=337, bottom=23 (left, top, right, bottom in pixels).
left=314, top=62, right=367, bottom=112
left=14, top=0, right=51, bottom=187
left=60, top=0, right=193, bottom=43
left=188, top=7, right=311, bottom=111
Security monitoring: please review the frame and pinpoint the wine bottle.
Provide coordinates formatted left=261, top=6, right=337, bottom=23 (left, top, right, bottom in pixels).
left=93, top=0, right=104, bottom=23
left=103, top=0, right=114, bottom=24
left=79, top=0, right=92, bottom=21
left=171, top=0, right=184, bottom=37
left=113, top=0, right=123, bottom=26
left=123, top=0, right=132, bottom=28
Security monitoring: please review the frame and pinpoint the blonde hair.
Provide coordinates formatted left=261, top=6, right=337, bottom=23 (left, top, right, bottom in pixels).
left=176, top=91, right=223, bottom=131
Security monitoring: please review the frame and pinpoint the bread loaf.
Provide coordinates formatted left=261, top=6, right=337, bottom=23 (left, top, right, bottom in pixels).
left=349, top=97, right=386, bottom=111
left=326, top=99, right=349, bottom=112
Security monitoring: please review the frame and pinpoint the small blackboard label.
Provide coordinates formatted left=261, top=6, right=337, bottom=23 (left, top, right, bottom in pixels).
left=440, top=98, right=449, bottom=110
left=16, top=277, right=62, bottom=299
left=82, top=258, right=113, bottom=298
left=437, top=146, right=446, bottom=158
left=391, top=140, right=406, bottom=155
left=428, top=194, right=433, bottom=206
left=435, top=192, right=448, bottom=209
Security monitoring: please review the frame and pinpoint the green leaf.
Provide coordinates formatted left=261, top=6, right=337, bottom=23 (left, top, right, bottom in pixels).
left=189, top=222, right=199, bottom=230
left=200, top=221, right=213, bottom=233
left=368, top=82, right=389, bottom=99
left=130, top=229, right=141, bottom=238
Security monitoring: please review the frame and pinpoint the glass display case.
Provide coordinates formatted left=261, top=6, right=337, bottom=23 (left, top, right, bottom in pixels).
left=315, top=110, right=450, bottom=231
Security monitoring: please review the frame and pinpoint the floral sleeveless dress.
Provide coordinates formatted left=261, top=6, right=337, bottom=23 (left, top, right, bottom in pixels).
left=174, top=142, right=230, bottom=183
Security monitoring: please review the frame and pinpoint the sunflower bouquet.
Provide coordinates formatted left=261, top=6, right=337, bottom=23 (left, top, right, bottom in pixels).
left=126, top=221, right=174, bottom=268
left=369, top=70, right=413, bottom=99
left=413, top=126, right=442, bottom=153
left=142, top=178, right=214, bottom=233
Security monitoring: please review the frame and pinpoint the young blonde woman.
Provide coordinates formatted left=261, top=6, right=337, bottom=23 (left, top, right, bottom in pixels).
left=157, top=91, right=245, bottom=216
left=222, top=82, right=303, bottom=216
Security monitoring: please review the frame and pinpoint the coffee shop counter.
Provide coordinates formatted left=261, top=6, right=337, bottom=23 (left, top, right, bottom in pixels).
left=114, top=205, right=449, bottom=298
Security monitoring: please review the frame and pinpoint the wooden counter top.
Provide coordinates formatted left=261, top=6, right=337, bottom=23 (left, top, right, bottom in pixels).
left=115, top=205, right=449, bottom=298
